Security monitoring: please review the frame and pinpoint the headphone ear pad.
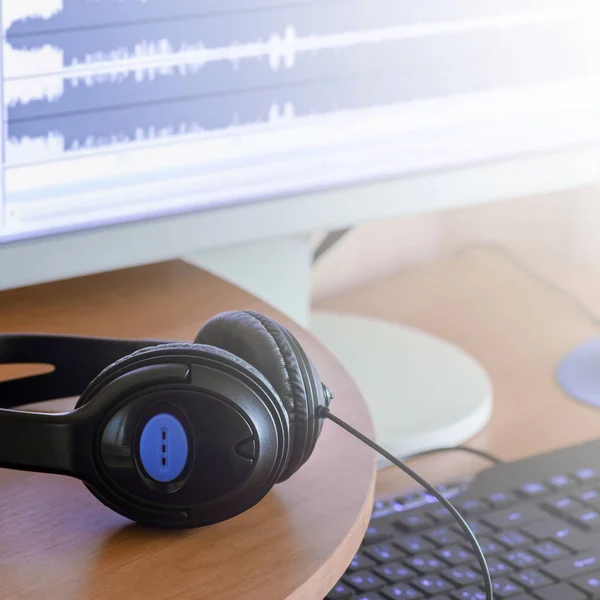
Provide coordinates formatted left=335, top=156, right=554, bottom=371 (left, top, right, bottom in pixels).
left=195, top=311, right=326, bottom=481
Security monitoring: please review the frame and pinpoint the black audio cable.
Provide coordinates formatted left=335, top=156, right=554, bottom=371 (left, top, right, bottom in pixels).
left=403, top=445, right=503, bottom=465
left=320, top=406, right=494, bottom=600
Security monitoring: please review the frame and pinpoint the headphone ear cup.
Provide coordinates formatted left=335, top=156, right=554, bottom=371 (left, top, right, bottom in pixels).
left=195, top=310, right=327, bottom=481
left=73, top=342, right=293, bottom=527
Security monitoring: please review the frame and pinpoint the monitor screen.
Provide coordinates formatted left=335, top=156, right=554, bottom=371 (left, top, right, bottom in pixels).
left=1, top=0, right=599, bottom=244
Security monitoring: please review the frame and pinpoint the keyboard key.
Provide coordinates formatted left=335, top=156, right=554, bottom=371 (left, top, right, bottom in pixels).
left=520, top=518, right=565, bottom=541
left=492, top=578, right=524, bottom=597
left=374, top=500, right=391, bottom=512
left=394, top=536, right=434, bottom=555
left=486, top=492, right=518, bottom=509
left=521, top=518, right=596, bottom=551
left=581, top=497, right=600, bottom=512
left=574, top=491, right=600, bottom=514
left=494, top=530, right=531, bottom=549
left=394, top=514, right=434, bottom=533
left=574, top=468, right=598, bottom=484
left=547, top=474, right=575, bottom=490
left=349, top=553, right=377, bottom=572
left=509, top=596, right=537, bottom=600
left=477, top=557, right=512, bottom=577
left=404, top=554, right=447, bottom=574
left=512, top=568, right=552, bottom=589
left=452, top=520, right=492, bottom=538
left=502, top=550, right=540, bottom=570
left=530, top=541, right=569, bottom=561
left=374, top=563, right=416, bottom=584
left=477, top=537, right=506, bottom=556
left=456, top=499, right=488, bottom=516
left=534, top=582, right=586, bottom=600
left=442, top=565, right=481, bottom=586
left=344, top=571, right=386, bottom=593
left=551, top=530, right=597, bottom=553
left=572, top=486, right=600, bottom=504
left=380, top=582, right=423, bottom=598
left=515, top=482, right=551, bottom=500
left=364, top=544, right=404, bottom=564
left=451, top=585, right=486, bottom=599
left=541, top=495, right=583, bottom=515
left=412, top=574, right=453, bottom=595
left=540, top=546, right=600, bottom=580
left=326, top=581, right=355, bottom=598
left=364, top=523, right=394, bottom=546
left=425, top=527, right=462, bottom=547
left=435, top=546, right=474, bottom=566
left=569, top=509, right=600, bottom=531
left=395, top=492, right=424, bottom=507
left=571, top=569, right=600, bottom=595
left=428, top=506, right=454, bottom=525
left=470, top=521, right=492, bottom=537
left=353, top=594, right=386, bottom=600
left=481, top=504, right=547, bottom=530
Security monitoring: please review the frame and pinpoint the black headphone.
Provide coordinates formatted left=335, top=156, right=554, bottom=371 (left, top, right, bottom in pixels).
left=0, top=310, right=332, bottom=529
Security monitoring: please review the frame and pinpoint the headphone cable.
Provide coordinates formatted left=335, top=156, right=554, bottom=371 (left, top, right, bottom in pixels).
left=320, top=406, right=494, bottom=600
left=403, top=445, right=503, bottom=465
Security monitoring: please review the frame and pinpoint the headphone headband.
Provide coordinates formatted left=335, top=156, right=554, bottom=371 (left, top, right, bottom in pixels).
left=0, top=334, right=169, bottom=409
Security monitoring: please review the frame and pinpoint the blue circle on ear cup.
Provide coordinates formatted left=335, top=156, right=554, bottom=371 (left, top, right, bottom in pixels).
left=139, top=414, right=189, bottom=483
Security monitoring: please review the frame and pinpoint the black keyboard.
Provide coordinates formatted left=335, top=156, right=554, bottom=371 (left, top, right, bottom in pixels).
left=325, top=439, right=600, bottom=600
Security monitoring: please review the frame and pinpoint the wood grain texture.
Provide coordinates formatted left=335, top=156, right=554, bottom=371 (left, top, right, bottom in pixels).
left=314, top=244, right=600, bottom=497
left=0, top=261, right=376, bottom=600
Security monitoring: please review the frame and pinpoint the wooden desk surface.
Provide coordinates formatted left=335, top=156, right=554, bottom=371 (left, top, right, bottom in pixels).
left=0, top=261, right=376, bottom=600
left=314, top=245, right=600, bottom=496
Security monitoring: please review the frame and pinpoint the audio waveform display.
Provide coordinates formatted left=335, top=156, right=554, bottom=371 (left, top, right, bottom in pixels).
left=2, top=0, right=600, bottom=240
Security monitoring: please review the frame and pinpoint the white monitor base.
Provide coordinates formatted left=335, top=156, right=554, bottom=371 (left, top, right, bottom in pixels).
left=310, top=312, right=493, bottom=470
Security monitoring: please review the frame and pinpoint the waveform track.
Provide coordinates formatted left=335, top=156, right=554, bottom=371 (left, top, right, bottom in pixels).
left=6, top=4, right=359, bottom=56
left=4, top=38, right=358, bottom=111
left=4, top=0, right=592, bottom=39
left=5, top=18, right=600, bottom=113
left=5, top=77, right=362, bottom=153
left=6, top=5, right=600, bottom=83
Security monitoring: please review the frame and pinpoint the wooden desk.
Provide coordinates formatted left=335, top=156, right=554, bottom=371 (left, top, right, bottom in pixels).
left=314, top=245, right=600, bottom=496
left=0, top=262, right=376, bottom=600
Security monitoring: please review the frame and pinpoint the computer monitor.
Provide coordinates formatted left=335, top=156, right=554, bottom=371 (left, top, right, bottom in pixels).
left=2, top=0, right=600, bottom=295
left=2, top=0, right=600, bottom=468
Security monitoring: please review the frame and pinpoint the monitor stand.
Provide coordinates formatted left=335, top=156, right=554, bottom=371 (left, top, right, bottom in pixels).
left=184, top=234, right=493, bottom=469
left=556, top=339, right=600, bottom=408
